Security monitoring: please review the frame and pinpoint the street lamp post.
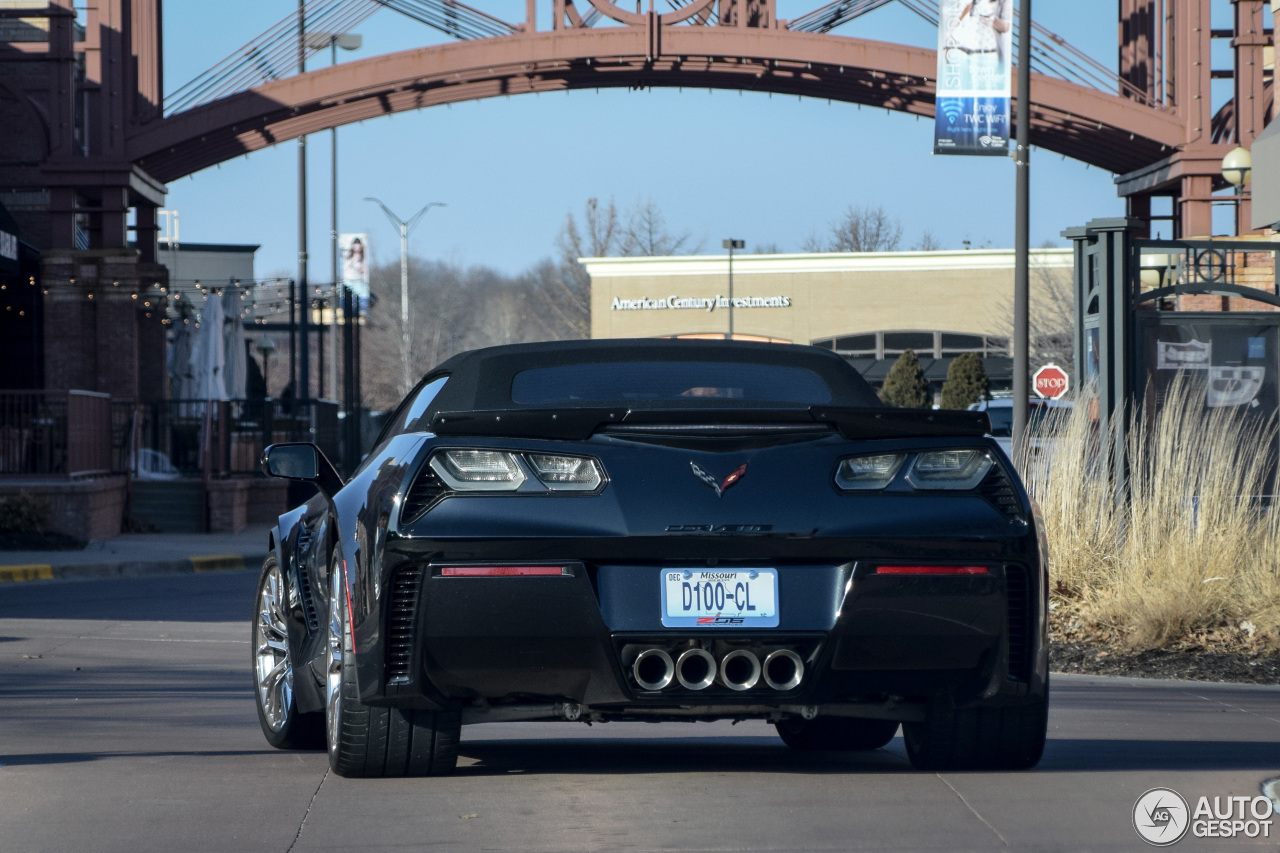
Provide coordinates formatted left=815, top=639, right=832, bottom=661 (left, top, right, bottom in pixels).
left=304, top=31, right=362, bottom=401
left=364, top=197, right=446, bottom=398
left=722, top=238, right=744, bottom=340
left=1011, top=0, right=1032, bottom=452
left=296, top=0, right=309, bottom=403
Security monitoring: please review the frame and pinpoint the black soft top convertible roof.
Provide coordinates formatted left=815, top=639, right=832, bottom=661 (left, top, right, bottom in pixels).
left=425, top=338, right=883, bottom=412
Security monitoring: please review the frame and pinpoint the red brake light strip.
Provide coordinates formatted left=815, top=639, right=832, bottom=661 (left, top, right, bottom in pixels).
left=440, top=566, right=567, bottom=577
left=873, top=565, right=990, bottom=576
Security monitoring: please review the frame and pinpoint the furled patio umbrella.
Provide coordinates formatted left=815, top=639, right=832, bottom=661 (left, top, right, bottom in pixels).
left=166, top=295, right=198, bottom=400
left=189, top=291, right=228, bottom=402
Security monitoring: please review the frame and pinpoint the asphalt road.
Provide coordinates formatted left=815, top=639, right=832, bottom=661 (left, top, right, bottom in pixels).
left=2, top=570, right=1278, bottom=853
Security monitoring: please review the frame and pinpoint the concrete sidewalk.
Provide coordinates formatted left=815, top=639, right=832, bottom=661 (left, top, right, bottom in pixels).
left=0, top=525, right=273, bottom=584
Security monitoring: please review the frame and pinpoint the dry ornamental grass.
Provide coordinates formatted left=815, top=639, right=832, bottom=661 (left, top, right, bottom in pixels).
left=1017, top=378, right=1280, bottom=655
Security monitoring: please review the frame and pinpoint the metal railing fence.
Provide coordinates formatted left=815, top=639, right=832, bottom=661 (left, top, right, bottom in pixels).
left=2, top=393, right=341, bottom=479
left=0, top=390, right=113, bottom=477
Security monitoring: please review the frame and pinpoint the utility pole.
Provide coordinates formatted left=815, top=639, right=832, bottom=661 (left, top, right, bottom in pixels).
left=722, top=238, right=744, bottom=339
left=296, top=0, right=310, bottom=402
left=365, top=197, right=446, bottom=398
left=323, top=32, right=361, bottom=401
left=1011, top=0, right=1032, bottom=452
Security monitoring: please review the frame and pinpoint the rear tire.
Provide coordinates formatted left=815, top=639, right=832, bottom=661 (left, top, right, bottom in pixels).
left=775, top=716, right=900, bottom=751
left=326, top=557, right=460, bottom=778
left=902, top=682, right=1049, bottom=771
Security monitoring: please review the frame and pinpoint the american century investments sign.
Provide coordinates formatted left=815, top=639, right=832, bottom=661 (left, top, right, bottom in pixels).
left=611, top=294, right=792, bottom=312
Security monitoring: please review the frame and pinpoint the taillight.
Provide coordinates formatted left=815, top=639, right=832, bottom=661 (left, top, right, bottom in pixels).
left=834, top=453, right=906, bottom=490
left=439, top=566, right=569, bottom=577
left=424, top=450, right=606, bottom=495
left=526, top=453, right=603, bottom=491
left=905, top=449, right=993, bottom=490
left=873, top=565, right=990, bottom=576
left=430, top=450, right=526, bottom=491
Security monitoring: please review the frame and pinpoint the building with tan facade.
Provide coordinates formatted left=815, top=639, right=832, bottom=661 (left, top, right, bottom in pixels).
left=583, top=248, right=1073, bottom=392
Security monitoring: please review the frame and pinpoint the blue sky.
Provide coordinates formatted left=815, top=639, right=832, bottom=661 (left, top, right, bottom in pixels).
left=160, top=1, right=1140, bottom=281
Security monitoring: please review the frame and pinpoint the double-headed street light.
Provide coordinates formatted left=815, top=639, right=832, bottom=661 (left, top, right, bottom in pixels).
left=364, top=197, right=446, bottom=398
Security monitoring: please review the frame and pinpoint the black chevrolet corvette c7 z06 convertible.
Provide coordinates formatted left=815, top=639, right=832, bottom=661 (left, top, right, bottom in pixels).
left=252, top=339, right=1049, bottom=777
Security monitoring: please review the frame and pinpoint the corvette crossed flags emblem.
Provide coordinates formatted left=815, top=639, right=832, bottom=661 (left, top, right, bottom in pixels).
left=690, top=461, right=748, bottom=497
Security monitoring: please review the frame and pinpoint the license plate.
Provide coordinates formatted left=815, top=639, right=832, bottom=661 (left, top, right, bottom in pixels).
left=660, top=569, right=779, bottom=628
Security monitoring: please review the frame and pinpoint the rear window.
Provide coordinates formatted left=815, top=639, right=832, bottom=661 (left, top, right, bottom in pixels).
left=510, top=361, right=834, bottom=406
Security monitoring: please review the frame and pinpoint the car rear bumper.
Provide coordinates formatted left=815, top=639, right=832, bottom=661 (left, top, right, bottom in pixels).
left=355, top=538, right=1046, bottom=720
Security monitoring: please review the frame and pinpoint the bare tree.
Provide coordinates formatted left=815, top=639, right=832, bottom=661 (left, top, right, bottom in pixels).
left=620, top=198, right=700, bottom=256
left=826, top=205, right=904, bottom=252
left=915, top=229, right=943, bottom=251
left=564, top=196, right=621, bottom=261
left=530, top=197, right=622, bottom=339
left=799, top=231, right=827, bottom=253
left=801, top=205, right=905, bottom=252
left=990, top=250, right=1076, bottom=378
left=356, top=257, right=560, bottom=409
left=528, top=195, right=700, bottom=339
left=1026, top=263, right=1076, bottom=375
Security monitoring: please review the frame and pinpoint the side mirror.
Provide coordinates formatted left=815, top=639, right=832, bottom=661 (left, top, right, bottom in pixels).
left=262, top=443, right=344, bottom=498
left=263, top=443, right=318, bottom=480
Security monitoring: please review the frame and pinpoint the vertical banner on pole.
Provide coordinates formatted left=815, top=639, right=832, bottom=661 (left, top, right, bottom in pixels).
left=339, top=232, right=370, bottom=310
left=934, top=0, right=1013, bottom=155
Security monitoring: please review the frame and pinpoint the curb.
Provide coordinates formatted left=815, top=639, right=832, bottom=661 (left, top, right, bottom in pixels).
left=1052, top=671, right=1280, bottom=692
left=0, top=553, right=267, bottom=585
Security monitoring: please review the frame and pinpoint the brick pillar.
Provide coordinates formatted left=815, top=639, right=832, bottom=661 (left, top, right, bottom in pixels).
left=42, top=248, right=151, bottom=399
left=96, top=251, right=140, bottom=400
left=41, top=250, right=94, bottom=391
left=137, top=261, right=169, bottom=401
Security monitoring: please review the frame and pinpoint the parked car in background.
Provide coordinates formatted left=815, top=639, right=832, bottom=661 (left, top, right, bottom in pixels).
left=968, top=397, right=1074, bottom=464
left=130, top=448, right=181, bottom=480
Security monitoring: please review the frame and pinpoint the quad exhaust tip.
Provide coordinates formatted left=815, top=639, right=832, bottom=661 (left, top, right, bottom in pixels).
left=719, top=649, right=761, bottom=691
left=676, top=648, right=717, bottom=691
left=634, top=646, right=802, bottom=692
left=763, top=649, right=804, bottom=691
left=632, top=648, right=674, bottom=691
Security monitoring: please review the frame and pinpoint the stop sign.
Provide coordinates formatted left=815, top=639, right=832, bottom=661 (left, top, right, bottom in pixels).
left=1033, top=364, right=1069, bottom=400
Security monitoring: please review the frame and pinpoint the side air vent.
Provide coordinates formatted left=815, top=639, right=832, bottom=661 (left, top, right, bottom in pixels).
left=386, top=566, right=425, bottom=684
left=401, top=463, right=451, bottom=524
left=978, top=465, right=1023, bottom=522
left=1005, top=565, right=1030, bottom=682
left=293, top=529, right=320, bottom=633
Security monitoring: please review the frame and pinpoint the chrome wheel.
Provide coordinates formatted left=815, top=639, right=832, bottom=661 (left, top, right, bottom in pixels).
left=325, top=558, right=345, bottom=757
left=254, top=559, right=293, bottom=731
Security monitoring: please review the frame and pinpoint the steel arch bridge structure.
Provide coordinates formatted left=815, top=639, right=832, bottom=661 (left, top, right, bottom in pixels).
left=0, top=0, right=1271, bottom=398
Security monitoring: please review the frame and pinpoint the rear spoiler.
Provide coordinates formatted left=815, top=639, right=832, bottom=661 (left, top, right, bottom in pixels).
left=429, top=407, right=991, bottom=441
